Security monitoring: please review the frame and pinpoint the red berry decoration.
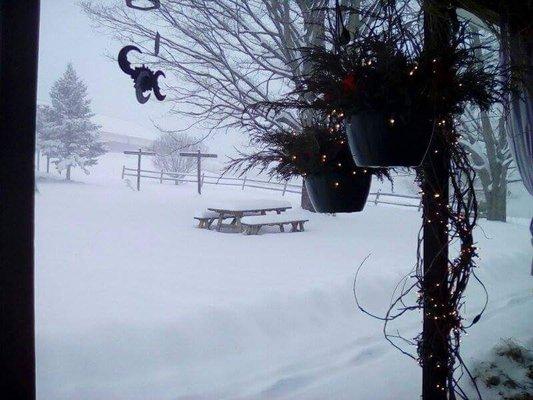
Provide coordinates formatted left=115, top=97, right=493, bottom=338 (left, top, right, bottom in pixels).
left=342, top=73, right=357, bottom=94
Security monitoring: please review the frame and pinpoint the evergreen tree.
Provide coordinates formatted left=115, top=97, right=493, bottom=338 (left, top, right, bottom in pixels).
left=39, top=63, right=106, bottom=180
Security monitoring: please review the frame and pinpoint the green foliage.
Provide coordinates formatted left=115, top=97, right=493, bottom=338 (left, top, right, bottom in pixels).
left=226, top=121, right=390, bottom=182
left=297, top=23, right=502, bottom=121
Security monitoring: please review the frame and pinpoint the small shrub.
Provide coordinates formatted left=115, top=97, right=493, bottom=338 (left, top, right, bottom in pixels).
left=472, top=339, right=533, bottom=400
left=496, top=339, right=532, bottom=365
left=485, top=375, right=501, bottom=387
left=507, top=394, right=533, bottom=400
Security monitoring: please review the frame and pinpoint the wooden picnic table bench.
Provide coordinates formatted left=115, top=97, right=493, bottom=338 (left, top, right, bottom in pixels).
left=207, top=200, right=292, bottom=231
left=194, top=210, right=222, bottom=229
left=240, top=214, right=308, bottom=235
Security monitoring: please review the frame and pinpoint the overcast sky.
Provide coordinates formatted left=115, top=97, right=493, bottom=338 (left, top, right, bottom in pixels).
left=37, top=0, right=247, bottom=157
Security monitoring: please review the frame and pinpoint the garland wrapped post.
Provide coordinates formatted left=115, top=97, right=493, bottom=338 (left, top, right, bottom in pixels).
left=237, top=1, right=503, bottom=396
left=420, top=2, right=455, bottom=398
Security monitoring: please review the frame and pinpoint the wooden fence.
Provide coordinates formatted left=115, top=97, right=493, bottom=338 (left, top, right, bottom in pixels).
left=122, top=166, right=422, bottom=210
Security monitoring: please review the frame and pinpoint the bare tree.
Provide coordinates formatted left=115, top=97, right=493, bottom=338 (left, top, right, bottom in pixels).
left=82, top=0, right=364, bottom=209
left=458, top=26, right=514, bottom=221
left=460, top=109, right=513, bottom=221
left=152, top=132, right=207, bottom=176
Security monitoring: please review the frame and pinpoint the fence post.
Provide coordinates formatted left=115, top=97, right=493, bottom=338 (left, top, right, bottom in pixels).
left=374, top=189, right=381, bottom=205
left=160, top=170, right=164, bottom=184
left=201, top=173, right=205, bottom=190
left=121, top=165, right=125, bottom=179
left=282, top=181, right=288, bottom=196
left=242, top=176, right=247, bottom=190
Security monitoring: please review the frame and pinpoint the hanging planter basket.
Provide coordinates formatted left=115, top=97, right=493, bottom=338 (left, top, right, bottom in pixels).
left=305, top=170, right=371, bottom=213
left=345, top=111, right=432, bottom=168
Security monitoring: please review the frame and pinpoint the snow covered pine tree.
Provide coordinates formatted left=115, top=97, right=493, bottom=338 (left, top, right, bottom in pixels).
left=39, top=63, right=106, bottom=180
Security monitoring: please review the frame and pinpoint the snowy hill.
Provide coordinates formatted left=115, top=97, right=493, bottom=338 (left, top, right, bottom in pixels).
left=35, top=154, right=532, bottom=400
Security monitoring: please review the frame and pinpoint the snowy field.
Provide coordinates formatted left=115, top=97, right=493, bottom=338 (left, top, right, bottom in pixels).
left=35, top=153, right=532, bottom=400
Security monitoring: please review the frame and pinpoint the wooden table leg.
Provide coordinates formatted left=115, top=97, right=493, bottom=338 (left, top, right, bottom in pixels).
left=235, top=212, right=243, bottom=231
left=216, top=213, right=225, bottom=231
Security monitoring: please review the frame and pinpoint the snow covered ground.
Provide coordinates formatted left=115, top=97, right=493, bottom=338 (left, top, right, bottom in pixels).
left=35, top=153, right=532, bottom=400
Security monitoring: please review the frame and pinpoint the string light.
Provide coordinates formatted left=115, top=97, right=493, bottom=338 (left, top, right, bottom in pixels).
left=270, top=13, right=491, bottom=397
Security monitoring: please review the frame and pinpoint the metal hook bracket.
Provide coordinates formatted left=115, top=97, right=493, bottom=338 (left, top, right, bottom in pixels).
left=125, top=0, right=160, bottom=11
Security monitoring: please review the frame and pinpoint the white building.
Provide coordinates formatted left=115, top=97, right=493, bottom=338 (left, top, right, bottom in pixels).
left=94, top=115, right=156, bottom=153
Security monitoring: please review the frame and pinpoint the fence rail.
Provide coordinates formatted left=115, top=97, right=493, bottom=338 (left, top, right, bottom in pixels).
left=121, top=166, right=422, bottom=209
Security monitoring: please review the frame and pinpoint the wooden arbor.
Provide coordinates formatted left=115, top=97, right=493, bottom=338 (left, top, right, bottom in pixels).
left=179, top=150, right=217, bottom=194
left=123, top=148, right=155, bottom=191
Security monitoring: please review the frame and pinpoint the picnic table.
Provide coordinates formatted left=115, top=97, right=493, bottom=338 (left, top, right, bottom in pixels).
left=207, top=200, right=292, bottom=231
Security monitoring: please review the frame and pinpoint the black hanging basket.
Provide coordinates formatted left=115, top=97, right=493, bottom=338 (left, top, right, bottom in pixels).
left=305, top=171, right=371, bottom=213
left=345, top=111, right=431, bottom=167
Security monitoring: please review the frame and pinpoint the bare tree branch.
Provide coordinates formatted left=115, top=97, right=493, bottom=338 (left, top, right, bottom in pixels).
left=82, top=0, right=340, bottom=137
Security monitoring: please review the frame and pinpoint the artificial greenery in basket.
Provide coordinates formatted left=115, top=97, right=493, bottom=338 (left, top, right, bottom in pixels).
left=226, top=122, right=390, bottom=213
left=290, top=22, right=502, bottom=167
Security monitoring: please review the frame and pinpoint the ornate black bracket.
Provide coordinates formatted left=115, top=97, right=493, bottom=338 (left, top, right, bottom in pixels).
left=118, top=45, right=166, bottom=104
